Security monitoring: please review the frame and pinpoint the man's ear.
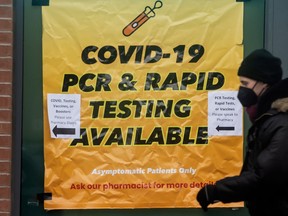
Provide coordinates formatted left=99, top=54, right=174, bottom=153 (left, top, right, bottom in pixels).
left=258, top=82, right=270, bottom=96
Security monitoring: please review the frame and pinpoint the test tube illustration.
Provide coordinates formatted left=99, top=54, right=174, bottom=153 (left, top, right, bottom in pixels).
left=123, top=1, right=163, bottom=37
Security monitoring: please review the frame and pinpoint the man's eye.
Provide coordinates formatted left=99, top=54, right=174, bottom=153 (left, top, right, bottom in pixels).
left=241, top=81, right=248, bottom=86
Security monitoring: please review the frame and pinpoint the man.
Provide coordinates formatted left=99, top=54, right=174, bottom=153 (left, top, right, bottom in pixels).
left=196, top=49, right=288, bottom=216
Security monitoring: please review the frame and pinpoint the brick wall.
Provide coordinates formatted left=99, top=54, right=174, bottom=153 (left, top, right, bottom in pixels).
left=0, top=0, right=13, bottom=215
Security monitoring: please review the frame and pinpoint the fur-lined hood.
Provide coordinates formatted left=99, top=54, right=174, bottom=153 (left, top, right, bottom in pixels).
left=271, top=98, right=288, bottom=113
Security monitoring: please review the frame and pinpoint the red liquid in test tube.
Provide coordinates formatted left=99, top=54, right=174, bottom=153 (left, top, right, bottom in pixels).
left=123, top=1, right=163, bottom=37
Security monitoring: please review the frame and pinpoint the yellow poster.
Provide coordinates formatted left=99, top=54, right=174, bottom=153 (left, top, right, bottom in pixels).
left=43, top=0, right=244, bottom=209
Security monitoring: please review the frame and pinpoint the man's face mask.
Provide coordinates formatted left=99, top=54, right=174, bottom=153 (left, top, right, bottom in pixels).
left=237, top=82, right=258, bottom=107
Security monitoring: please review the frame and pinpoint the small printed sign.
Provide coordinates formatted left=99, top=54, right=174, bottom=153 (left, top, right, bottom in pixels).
left=208, top=91, right=243, bottom=136
left=47, top=94, right=81, bottom=138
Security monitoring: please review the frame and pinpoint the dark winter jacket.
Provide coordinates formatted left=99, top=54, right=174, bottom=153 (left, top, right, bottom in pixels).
left=215, top=78, right=288, bottom=216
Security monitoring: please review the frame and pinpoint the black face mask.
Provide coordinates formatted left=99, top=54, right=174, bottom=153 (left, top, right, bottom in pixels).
left=237, top=86, right=258, bottom=107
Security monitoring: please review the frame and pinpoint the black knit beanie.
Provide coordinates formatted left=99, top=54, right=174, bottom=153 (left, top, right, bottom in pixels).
left=238, top=49, right=283, bottom=85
